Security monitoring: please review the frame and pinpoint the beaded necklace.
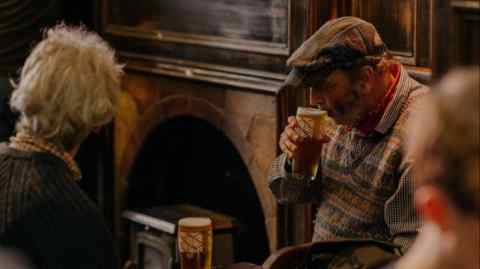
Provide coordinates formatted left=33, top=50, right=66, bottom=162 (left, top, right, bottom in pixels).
left=9, top=133, right=82, bottom=181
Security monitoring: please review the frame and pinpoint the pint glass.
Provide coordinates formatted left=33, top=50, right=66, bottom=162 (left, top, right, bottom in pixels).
left=292, top=107, right=334, bottom=180
left=178, top=217, right=212, bottom=269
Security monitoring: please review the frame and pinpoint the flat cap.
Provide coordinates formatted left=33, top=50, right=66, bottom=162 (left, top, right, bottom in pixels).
left=284, top=16, right=387, bottom=88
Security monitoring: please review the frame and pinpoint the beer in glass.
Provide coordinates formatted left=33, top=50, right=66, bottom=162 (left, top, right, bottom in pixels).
left=292, top=107, right=334, bottom=180
left=178, top=217, right=212, bottom=269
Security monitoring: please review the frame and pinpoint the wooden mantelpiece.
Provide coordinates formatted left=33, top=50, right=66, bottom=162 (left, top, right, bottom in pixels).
left=119, top=52, right=286, bottom=93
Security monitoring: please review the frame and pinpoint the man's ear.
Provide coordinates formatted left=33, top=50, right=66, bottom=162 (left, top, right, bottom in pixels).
left=359, top=65, right=374, bottom=81
left=356, top=65, right=375, bottom=95
left=415, top=185, right=452, bottom=232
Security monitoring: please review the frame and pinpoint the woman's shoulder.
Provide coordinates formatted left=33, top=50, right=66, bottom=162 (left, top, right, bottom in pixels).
left=0, top=145, right=106, bottom=234
left=0, top=144, right=92, bottom=211
left=0, top=142, right=74, bottom=180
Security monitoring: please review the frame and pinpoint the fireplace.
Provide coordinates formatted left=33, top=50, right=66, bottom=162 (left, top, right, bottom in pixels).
left=126, top=116, right=270, bottom=263
left=97, top=0, right=315, bottom=263
left=113, top=72, right=291, bottom=261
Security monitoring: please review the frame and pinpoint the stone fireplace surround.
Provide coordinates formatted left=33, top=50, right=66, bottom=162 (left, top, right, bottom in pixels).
left=112, top=68, right=301, bottom=255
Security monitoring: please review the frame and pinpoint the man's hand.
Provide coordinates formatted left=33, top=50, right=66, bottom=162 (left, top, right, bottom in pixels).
left=279, top=116, right=330, bottom=160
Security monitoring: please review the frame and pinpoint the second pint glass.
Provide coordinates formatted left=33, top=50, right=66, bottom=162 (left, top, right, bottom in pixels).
left=292, top=107, right=333, bottom=180
left=178, top=217, right=212, bottom=269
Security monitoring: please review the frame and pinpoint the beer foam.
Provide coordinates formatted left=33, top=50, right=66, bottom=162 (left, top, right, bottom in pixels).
left=179, top=217, right=212, bottom=227
left=296, top=107, right=327, bottom=117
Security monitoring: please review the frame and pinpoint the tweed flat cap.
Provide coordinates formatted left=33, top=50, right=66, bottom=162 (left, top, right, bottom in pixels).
left=283, top=16, right=387, bottom=88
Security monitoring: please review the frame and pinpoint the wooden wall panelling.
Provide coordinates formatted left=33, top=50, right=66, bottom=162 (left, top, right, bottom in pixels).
left=352, top=0, right=417, bottom=64
left=98, top=0, right=315, bottom=87
left=417, top=0, right=432, bottom=67
left=0, top=0, right=63, bottom=76
left=340, top=0, right=432, bottom=68
left=432, top=0, right=455, bottom=78
left=451, top=2, right=480, bottom=66
left=432, top=0, right=480, bottom=79
left=332, top=0, right=432, bottom=82
left=335, top=0, right=353, bottom=18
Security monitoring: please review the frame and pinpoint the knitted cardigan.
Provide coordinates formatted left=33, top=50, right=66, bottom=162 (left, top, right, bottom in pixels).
left=0, top=143, right=118, bottom=269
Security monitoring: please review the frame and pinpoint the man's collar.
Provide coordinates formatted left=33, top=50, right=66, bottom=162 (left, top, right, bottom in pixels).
left=354, top=64, right=400, bottom=136
left=373, top=65, right=423, bottom=135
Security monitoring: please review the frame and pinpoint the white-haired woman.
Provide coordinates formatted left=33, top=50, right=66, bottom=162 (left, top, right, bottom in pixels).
left=0, top=25, right=123, bottom=269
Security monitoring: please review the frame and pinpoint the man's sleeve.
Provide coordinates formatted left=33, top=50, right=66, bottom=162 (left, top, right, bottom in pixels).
left=384, top=159, right=421, bottom=253
left=384, top=83, right=430, bottom=252
left=267, top=153, right=320, bottom=204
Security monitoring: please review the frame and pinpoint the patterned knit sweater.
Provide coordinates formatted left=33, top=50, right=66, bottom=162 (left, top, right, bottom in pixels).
left=268, top=67, right=429, bottom=252
left=0, top=143, right=118, bottom=269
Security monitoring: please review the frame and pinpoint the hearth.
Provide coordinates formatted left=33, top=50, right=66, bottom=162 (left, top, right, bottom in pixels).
left=123, top=204, right=237, bottom=269
left=124, top=117, right=270, bottom=263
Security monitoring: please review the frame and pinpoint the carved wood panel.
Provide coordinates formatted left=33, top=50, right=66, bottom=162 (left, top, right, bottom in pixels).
left=352, top=1, right=415, bottom=63
left=334, top=0, right=432, bottom=67
left=453, top=4, right=480, bottom=66
left=433, top=0, right=480, bottom=78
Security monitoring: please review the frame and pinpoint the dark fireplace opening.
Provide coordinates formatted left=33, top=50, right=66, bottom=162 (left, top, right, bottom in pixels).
left=127, top=116, right=270, bottom=264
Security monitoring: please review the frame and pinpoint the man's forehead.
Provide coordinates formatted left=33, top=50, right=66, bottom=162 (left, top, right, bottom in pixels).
left=310, top=69, right=347, bottom=88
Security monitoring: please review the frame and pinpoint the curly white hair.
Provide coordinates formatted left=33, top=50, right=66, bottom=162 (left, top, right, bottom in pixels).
left=10, top=24, right=124, bottom=149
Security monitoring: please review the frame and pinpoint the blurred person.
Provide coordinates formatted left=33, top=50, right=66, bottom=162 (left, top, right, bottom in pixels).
left=268, top=16, right=429, bottom=251
left=379, top=68, right=479, bottom=269
left=0, top=24, right=123, bottom=268
left=0, top=247, right=35, bottom=269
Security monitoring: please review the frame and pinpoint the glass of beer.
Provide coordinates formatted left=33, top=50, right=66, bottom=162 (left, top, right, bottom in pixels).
left=178, top=217, right=212, bottom=269
left=292, top=107, right=335, bottom=180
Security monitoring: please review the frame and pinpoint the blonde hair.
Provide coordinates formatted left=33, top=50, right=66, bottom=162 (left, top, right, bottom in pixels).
left=10, top=24, right=124, bottom=149
left=408, top=67, right=479, bottom=215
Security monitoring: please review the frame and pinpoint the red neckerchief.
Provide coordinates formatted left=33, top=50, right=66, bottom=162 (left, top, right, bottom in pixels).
left=355, top=64, right=400, bottom=136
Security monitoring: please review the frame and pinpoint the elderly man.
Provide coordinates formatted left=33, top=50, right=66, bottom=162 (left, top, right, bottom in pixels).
left=0, top=25, right=123, bottom=268
left=379, top=67, right=479, bottom=269
left=268, top=17, right=429, bottom=251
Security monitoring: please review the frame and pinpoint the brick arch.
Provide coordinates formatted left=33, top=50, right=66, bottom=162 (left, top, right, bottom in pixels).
left=118, top=94, right=277, bottom=250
